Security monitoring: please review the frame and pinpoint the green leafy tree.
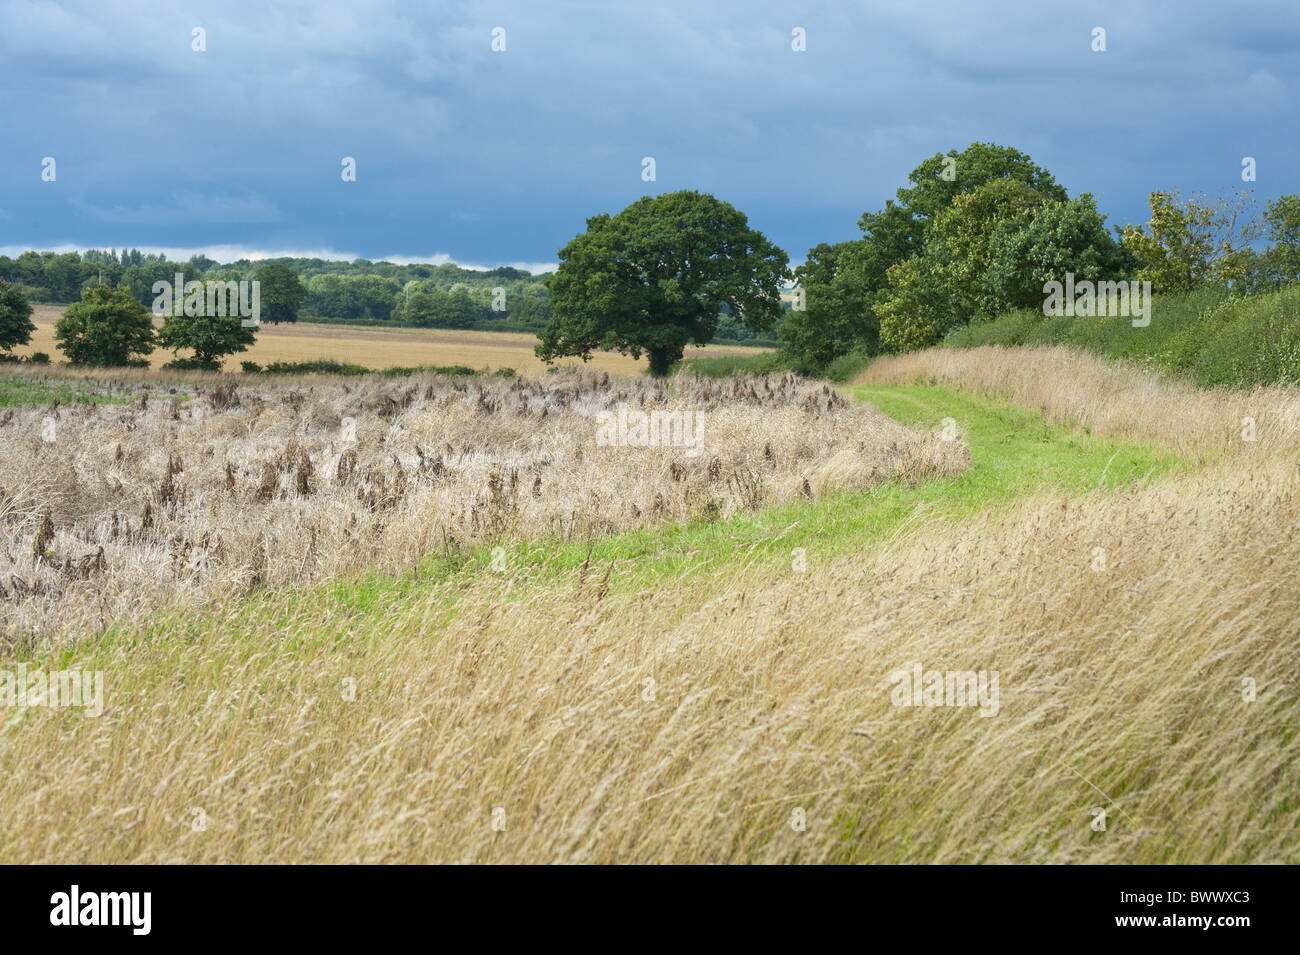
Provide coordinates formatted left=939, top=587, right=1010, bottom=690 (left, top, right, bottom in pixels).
left=55, top=285, right=156, bottom=367
left=795, top=143, right=1068, bottom=363
left=0, top=280, right=36, bottom=355
left=255, top=263, right=308, bottom=324
left=781, top=241, right=879, bottom=365
left=986, top=194, right=1134, bottom=311
left=886, top=142, right=1067, bottom=241
left=1264, top=194, right=1300, bottom=284
left=925, top=179, right=1050, bottom=317
left=157, top=311, right=256, bottom=370
left=538, top=191, right=790, bottom=376
left=877, top=179, right=1049, bottom=350
left=1120, top=189, right=1265, bottom=293
left=876, top=255, right=960, bottom=352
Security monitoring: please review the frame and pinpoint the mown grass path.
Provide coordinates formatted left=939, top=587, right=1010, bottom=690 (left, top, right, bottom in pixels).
left=262, top=383, right=1186, bottom=626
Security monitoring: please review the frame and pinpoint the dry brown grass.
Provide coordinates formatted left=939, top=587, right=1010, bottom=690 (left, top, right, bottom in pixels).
left=18, top=305, right=766, bottom=376
left=0, top=367, right=966, bottom=639
left=860, top=344, right=1300, bottom=460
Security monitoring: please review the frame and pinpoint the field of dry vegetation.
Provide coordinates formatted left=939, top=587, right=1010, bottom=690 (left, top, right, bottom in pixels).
left=0, top=367, right=965, bottom=637
left=1, top=347, right=1297, bottom=864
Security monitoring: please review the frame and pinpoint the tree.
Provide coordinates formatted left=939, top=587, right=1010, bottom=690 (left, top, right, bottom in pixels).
left=877, top=179, right=1050, bottom=350
left=1264, top=194, right=1300, bottom=284
left=0, top=280, right=36, bottom=355
left=925, top=179, right=1051, bottom=318
left=157, top=312, right=256, bottom=370
left=781, top=241, right=879, bottom=365
left=1120, top=189, right=1265, bottom=293
left=792, top=143, right=1069, bottom=364
left=985, top=194, right=1134, bottom=311
left=876, top=255, right=960, bottom=352
left=254, top=263, right=308, bottom=324
left=883, top=142, right=1067, bottom=242
left=538, top=191, right=790, bottom=376
left=55, top=285, right=156, bottom=367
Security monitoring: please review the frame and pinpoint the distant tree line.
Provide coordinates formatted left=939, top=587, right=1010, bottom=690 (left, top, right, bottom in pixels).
left=0, top=251, right=776, bottom=343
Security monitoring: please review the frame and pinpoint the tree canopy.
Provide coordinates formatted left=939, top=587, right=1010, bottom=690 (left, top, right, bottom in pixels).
left=0, top=280, right=36, bottom=355
left=537, top=190, right=790, bottom=376
left=254, top=263, right=309, bottom=325
left=55, top=285, right=156, bottom=367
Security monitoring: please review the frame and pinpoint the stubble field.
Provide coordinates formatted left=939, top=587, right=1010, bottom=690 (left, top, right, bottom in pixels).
left=17, top=306, right=766, bottom=376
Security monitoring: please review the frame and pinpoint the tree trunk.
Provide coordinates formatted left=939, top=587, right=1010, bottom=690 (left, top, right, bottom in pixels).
left=647, top=346, right=679, bottom=377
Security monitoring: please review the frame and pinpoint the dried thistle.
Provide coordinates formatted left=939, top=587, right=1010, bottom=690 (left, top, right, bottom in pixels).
left=32, top=508, right=54, bottom=566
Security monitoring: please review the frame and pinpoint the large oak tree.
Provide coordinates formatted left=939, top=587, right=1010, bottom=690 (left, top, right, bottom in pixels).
left=537, top=191, right=790, bottom=376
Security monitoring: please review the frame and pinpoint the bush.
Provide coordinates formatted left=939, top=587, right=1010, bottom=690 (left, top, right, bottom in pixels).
left=162, top=356, right=222, bottom=371
left=677, top=351, right=792, bottom=379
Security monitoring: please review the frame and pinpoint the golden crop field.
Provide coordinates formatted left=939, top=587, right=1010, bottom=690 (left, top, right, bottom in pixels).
left=19, top=306, right=768, bottom=376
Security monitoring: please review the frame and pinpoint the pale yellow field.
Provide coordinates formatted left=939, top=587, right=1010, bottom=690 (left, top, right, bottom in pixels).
left=19, top=306, right=767, bottom=376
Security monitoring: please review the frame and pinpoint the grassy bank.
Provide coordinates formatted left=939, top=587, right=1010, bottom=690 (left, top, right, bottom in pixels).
left=944, top=286, right=1300, bottom=388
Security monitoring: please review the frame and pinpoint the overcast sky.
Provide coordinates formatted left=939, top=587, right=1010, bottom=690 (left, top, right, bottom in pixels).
left=1, top=0, right=1295, bottom=271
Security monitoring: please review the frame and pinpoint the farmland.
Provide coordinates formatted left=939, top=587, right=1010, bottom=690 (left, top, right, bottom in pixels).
left=16, top=306, right=767, bottom=376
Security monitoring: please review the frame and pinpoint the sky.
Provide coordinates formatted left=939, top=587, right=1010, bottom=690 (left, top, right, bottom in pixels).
left=0, top=0, right=1296, bottom=272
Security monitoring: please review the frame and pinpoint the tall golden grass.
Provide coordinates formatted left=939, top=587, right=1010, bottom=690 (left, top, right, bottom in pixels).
left=860, top=344, right=1300, bottom=459
left=1, top=348, right=1296, bottom=863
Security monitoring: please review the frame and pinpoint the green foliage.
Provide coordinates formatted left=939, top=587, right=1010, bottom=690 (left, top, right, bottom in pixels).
left=677, top=350, right=792, bottom=379
left=0, top=249, right=558, bottom=333
left=790, top=142, right=1069, bottom=364
left=878, top=181, right=1133, bottom=353
left=945, top=286, right=1300, bottom=388
left=876, top=255, right=959, bottom=352
left=0, top=377, right=131, bottom=407
left=0, top=280, right=36, bottom=353
left=158, top=311, right=256, bottom=370
left=394, top=284, right=479, bottom=328
left=888, top=142, right=1068, bottom=231
left=1255, top=194, right=1300, bottom=288
left=55, top=285, right=156, bottom=367
left=781, top=242, right=879, bottom=364
left=1120, top=189, right=1265, bottom=293
left=306, top=274, right=401, bottom=321
left=985, top=194, right=1135, bottom=310
left=254, top=263, right=308, bottom=325
left=538, top=190, right=790, bottom=376
left=926, top=179, right=1051, bottom=315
